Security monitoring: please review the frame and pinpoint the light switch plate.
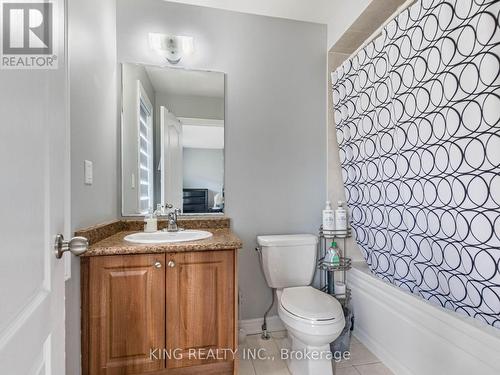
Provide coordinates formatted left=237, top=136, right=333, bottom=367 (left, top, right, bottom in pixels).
left=84, top=160, right=93, bottom=185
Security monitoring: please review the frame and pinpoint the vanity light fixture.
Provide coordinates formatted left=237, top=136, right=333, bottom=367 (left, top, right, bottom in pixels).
left=149, top=33, right=194, bottom=64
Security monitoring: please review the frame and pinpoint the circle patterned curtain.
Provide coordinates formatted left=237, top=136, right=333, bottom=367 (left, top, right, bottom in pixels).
left=332, top=0, right=500, bottom=328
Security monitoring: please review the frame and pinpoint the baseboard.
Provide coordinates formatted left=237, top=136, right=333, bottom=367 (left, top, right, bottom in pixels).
left=238, top=315, right=285, bottom=335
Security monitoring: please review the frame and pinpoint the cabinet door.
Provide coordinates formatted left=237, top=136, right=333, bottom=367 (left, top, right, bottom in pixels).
left=88, top=254, right=166, bottom=375
left=166, top=250, right=235, bottom=369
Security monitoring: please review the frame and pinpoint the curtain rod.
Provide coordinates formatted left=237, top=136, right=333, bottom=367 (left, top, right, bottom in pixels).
left=347, top=0, right=417, bottom=60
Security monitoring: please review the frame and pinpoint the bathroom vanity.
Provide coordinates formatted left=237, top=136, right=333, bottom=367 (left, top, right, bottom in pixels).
left=78, top=61, right=240, bottom=375
left=78, top=218, right=242, bottom=375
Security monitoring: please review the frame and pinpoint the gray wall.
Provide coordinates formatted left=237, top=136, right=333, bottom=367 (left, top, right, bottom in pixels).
left=117, top=0, right=327, bottom=319
left=66, top=0, right=118, bottom=373
left=183, top=147, right=224, bottom=207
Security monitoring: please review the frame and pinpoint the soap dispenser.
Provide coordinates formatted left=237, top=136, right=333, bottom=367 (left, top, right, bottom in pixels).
left=322, top=201, right=335, bottom=231
left=335, top=201, right=348, bottom=231
left=144, top=209, right=158, bottom=233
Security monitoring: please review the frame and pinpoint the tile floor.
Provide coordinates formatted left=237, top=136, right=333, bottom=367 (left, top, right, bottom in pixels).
left=238, top=331, right=393, bottom=375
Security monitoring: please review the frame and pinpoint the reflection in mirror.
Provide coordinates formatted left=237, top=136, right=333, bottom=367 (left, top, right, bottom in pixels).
left=121, top=63, right=225, bottom=216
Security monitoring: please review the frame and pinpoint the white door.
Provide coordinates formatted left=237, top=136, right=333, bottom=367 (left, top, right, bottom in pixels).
left=160, top=106, right=183, bottom=210
left=0, top=1, right=69, bottom=374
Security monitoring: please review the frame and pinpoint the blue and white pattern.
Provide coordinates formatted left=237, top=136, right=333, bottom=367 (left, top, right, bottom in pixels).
left=332, top=0, right=500, bottom=327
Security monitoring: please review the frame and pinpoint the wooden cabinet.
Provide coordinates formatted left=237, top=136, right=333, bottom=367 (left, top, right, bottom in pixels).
left=165, top=251, right=235, bottom=369
left=81, top=250, right=237, bottom=375
left=82, top=254, right=166, bottom=375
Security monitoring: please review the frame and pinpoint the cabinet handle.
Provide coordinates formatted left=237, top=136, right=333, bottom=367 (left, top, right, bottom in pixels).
left=167, top=260, right=176, bottom=268
left=154, top=261, right=162, bottom=269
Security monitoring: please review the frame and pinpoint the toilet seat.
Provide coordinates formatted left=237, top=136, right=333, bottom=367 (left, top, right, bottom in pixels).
left=280, top=286, right=343, bottom=323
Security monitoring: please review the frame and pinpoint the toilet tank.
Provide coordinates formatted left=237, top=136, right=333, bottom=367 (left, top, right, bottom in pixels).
left=257, top=234, right=318, bottom=289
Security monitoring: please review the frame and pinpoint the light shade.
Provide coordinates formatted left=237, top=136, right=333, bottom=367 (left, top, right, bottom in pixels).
left=149, top=33, right=194, bottom=64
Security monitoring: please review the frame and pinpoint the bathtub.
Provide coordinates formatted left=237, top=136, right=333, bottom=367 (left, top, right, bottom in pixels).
left=348, top=262, right=500, bottom=375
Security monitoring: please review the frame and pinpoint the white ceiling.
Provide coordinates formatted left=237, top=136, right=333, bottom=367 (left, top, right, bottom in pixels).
left=164, top=0, right=371, bottom=48
left=145, top=66, right=224, bottom=98
left=166, top=0, right=334, bottom=24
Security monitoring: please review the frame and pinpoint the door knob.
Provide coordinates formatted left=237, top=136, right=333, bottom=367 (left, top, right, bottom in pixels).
left=154, top=261, right=162, bottom=268
left=167, top=260, right=176, bottom=268
left=54, top=234, right=89, bottom=259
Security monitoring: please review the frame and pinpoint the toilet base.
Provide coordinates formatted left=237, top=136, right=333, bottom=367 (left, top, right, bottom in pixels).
left=286, top=333, right=334, bottom=375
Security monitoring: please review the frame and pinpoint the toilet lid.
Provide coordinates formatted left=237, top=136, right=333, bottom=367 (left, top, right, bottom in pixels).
left=280, top=286, right=343, bottom=321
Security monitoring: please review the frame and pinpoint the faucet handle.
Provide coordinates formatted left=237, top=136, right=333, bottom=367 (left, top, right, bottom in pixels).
left=164, top=203, right=174, bottom=209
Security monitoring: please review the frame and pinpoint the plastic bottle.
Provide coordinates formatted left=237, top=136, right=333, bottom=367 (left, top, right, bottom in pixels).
left=325, top=241, right=341, bottom=266
left=322, top=201, right=335, bottom=231
left=144, top=209, right=158, bottom=233
left=335, top=201, right=347, bottom=231
left=335, top=281, right=346, bottom=296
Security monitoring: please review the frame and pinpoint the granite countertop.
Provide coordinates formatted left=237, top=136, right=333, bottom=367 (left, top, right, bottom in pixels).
left=82, top=228, right=243, bottom=257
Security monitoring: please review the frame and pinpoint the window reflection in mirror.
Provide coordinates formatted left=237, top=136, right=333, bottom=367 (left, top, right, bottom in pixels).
left=121, top=63, right=225, bottom=216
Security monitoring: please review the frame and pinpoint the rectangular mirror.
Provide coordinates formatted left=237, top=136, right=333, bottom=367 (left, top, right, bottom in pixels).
left=121, top=63, right=225, bottom=216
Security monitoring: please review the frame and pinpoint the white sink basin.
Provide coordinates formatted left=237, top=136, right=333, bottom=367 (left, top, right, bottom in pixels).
left=124, top=230, right=213, bottom=244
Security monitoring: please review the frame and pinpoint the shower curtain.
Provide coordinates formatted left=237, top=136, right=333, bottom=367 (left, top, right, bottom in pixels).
left=332, top=0, right=500, bottom=327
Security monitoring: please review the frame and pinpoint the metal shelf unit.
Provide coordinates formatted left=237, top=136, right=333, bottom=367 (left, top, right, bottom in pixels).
left=317, top=226, right=352, bottom=306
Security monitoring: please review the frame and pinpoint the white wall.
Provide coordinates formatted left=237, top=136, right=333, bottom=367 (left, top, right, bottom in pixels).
left=155, top=93, right=224, bottom=119
left=163, top=0, right=371, bottom=48
left=152, top=93, right=224, bottom=204
left=66, top=0, right=117, bottom=373
left=117, top=0, right=327, bottom=319
left=326, top=1, right=371, bottom=49
left=183, top=147, right=224, bottom=207
left=121, top=63, right=155, bottom=214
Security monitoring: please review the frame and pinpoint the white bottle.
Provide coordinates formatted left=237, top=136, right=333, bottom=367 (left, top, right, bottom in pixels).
left=322, top=201, right=335, bottom=231
left=335, top=201, right=347, bottom=230
left=144, top=210, right=158, bottom=233
left=335, top=281, right=347, bottom=296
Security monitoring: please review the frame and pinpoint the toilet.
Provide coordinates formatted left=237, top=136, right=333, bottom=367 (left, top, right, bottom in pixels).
left=257, top=234, right=345, bottom=375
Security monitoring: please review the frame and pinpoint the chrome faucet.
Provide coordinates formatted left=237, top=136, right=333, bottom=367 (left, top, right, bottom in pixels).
left=166, top=208, right=181, bottom=232
left=154, top=204, right=182, bottom=232
left=154, top=203, right=173, bottom=217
